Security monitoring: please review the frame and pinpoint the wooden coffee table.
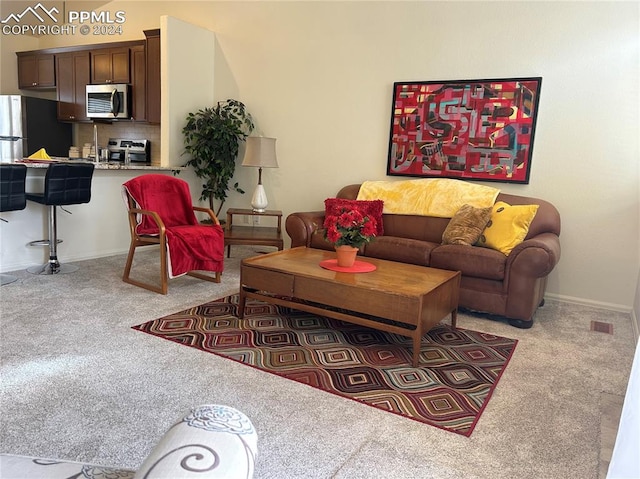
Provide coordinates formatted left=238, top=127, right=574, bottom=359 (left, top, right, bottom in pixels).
left=238, top=247, right=460, bottom=367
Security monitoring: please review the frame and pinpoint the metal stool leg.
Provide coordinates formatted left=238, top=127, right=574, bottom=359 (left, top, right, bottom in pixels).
left=27, top=205, right=79, bottom=275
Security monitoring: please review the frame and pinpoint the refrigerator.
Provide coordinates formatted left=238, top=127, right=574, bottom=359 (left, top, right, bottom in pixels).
left=0, top=95, right=73, bottom=162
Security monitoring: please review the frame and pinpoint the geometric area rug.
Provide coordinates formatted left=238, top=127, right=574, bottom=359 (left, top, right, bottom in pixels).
left=132, top=294, right=518, bottom=437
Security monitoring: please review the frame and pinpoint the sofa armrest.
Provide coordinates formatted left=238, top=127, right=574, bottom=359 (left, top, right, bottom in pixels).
left=507, top=232, right=561, bottom=277
left=285, top=211, right=326, bottom=247
left=133, top=405, right=257, bottom=479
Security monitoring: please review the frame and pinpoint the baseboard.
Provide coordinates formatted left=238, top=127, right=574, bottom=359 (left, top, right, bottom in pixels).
left=1, top=247, right=133, bottom=274
left=545, top=293, right=632, bottom=314
left=70, top=248, right=135, bottom=263
left=631, top=309, right=640, bottom=344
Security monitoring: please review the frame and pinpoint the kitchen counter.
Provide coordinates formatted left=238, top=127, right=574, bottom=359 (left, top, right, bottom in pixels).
left=1, top=164, right=199, bottom=274
left=15, top=158, right=180, bottom=171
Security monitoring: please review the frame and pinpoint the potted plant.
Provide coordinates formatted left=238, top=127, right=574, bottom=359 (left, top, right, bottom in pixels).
left=182, top=99, right=255, bottom=217
left=324, top=206, right=378, bottom=267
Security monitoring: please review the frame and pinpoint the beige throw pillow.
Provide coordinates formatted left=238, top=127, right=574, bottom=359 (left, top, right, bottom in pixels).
left=442, top=204, right=493, bottom=246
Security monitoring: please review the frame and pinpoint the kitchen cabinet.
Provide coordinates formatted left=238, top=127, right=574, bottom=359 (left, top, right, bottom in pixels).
left=17, top=52, right=56, bottom=89
left=130, top=44, right=146, bottom=121
left=17, top=38, right=151, bottom=123
left=144, top=29, right=161, bottom=124
left=91, top=47, right=130, bottom=84
left=56, top=51, right=90, bottom=122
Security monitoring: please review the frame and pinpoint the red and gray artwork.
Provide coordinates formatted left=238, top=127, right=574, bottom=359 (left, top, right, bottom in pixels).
left=388, top=77, right=542, bottom=184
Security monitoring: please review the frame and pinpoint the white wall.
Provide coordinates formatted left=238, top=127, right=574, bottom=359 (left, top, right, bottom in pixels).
left=223, top=1, right=640, bottom=313
left=161, top=15, right=216, bottom=167
left=1, top=1, right=638, bottom=314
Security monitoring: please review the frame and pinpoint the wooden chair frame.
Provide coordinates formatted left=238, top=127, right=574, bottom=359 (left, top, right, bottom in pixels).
left=123, top=192, right=222, bottom=294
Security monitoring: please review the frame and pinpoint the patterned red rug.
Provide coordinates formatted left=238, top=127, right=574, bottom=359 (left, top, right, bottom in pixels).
left=133, top=294, right=517, bottom=436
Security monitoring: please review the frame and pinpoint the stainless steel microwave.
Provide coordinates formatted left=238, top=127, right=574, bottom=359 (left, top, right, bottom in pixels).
left=86, top=84, right=130, bottom=119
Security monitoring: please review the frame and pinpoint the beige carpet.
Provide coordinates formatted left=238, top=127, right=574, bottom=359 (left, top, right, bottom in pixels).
left=0, top=245, right=636, bottom=478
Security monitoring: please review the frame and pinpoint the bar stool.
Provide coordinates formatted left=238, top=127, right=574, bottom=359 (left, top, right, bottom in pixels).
left=0, top=164, right=28, bottom=285
left=26, top=163, right=95, bottom=275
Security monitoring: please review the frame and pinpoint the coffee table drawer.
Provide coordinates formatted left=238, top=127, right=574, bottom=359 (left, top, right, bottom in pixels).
left=295, top=277, right=420, bottom=323
left=241, top=266, right=294, bottom=296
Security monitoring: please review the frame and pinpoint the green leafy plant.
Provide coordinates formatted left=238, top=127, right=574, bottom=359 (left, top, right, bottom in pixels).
left=182, top=99, right=255, bottom=216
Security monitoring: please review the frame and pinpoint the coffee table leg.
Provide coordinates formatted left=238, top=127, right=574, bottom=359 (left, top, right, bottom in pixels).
left=238, top=287, right=246, bottom=319
left=412, top=330, right=421, bottom=368
left=451, top=308, right=457, bottom=328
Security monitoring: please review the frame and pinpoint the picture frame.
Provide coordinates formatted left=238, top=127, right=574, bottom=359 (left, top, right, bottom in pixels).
left=387, top=77, right=542, bottom=184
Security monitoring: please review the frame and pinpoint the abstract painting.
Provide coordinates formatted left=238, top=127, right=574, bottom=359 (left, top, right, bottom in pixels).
left=387, top=77, right=542, bottom=184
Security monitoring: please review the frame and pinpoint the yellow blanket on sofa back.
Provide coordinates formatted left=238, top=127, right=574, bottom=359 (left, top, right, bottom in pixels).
left=356, top=179, right=500, bottom=218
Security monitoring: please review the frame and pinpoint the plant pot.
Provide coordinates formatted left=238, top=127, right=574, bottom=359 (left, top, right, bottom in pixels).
left=335, top=245, right=358, bottom=268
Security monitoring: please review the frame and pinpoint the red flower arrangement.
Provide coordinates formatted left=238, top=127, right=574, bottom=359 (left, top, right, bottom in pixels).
left=323, top=207, right=378, bottom=249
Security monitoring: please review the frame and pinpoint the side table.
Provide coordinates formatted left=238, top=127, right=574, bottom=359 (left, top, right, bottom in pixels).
left=224, top=208, right=284, bottom=257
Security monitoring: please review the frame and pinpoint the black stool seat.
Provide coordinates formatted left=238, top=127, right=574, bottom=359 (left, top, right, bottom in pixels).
left=1, top=164, right=27, bottom=212
left=25, top=162, right=94, bottom=205
left=27, top=163, right=95, bottom=275
left=0, top=164, right=27, bottom=285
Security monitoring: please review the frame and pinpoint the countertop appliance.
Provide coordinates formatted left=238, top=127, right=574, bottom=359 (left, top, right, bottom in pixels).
left=86, top=84, right=131, bottom=119
left=0, top=95, right=73, bottom=162
left=106, top=138, right=150, bottom=164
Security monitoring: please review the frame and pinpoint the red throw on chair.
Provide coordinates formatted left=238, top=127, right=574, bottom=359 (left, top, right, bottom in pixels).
left=122, top=174, right=224, bottom=294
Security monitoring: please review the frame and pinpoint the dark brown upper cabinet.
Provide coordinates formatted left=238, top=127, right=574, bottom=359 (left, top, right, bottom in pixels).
left=17, top=52, right=56, bottom=89
left=90, top=47, right=130, bottom=84
left=144, top=29, right=161, bottom=124
left=56, top=51, right=90, bottom=122
left=130, top=44, right=146, bottom=122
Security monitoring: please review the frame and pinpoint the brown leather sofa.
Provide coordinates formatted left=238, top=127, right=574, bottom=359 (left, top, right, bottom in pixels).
left=285, top=184, right=561, bottom=328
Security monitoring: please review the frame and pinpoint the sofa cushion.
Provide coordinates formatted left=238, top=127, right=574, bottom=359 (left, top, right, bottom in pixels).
left=430, top=244, right=506, bottom=280
left=477, top=202, right=539, bottom=255
left=382, top=214, right=450, bottom=243
left=441, top=204, right=492, bottom=246
left=310, top=230, right=336, bottom=251
left=324, top=198, right=384, bottom=235
left=364, top=236, right=436, bottom=266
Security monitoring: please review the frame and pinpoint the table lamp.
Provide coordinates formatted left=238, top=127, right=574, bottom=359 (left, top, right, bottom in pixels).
left=241, top=136, right=278, bottom=212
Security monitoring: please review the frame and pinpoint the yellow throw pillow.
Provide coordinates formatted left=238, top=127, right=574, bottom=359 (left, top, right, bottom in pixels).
left=442, top=204, right=493, bottom=246
left=477, top=202, right=539, bottom=255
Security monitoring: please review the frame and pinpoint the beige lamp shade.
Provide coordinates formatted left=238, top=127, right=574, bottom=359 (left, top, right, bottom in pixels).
left=241, top=136, right=278, bottom=212
left=241, top=137, right=278, bottom=168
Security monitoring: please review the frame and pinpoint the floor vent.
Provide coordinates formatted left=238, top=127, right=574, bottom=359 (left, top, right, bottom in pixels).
left=590, top=321, right=614, bottom=334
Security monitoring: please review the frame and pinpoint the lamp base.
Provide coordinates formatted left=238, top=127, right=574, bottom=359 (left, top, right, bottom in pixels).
left=250, top=184, right=268, bottom=213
